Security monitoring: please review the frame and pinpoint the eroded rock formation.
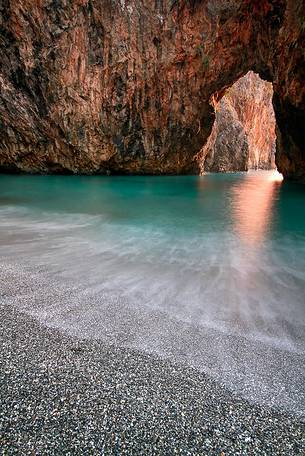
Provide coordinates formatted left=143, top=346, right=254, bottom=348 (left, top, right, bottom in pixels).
left=0, top=1, right=304, bottom=179
left=203, top=72, right=276, bottom=172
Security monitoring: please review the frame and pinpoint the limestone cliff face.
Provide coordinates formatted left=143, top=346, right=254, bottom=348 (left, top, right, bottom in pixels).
left=0, top=1, right=304, bottom=179
left=203, top=72, right=276, bottom=173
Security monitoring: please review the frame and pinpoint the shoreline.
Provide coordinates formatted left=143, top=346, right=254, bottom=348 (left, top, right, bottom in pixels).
left=1, top=303, right=304, bottom=455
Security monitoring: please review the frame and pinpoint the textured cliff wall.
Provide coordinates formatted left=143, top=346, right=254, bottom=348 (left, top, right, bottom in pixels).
left=203, top=72, right=276, bottom=172
left=0, top=1, right=304, bottom=179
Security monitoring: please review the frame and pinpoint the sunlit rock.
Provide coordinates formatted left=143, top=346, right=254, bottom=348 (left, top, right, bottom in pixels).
left=202, top=72, right=276, bottom=173
left=0, top=1, right=304, bottom=180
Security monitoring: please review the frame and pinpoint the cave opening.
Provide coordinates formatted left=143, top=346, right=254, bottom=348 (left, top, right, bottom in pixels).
left=201, top=71, right=278, bottom=175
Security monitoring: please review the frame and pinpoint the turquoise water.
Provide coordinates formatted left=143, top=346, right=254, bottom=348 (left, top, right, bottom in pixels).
left=0, top=171, right=305, bottom=415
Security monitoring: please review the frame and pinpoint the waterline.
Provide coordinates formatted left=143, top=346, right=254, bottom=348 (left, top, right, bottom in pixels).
left=1, top=171, right=304, bottom=416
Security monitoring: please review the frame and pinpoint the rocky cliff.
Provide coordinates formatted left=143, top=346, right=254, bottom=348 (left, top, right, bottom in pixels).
left=203, top=72, right=276, bottom=173
left=0, top=1, right=304, bottom=179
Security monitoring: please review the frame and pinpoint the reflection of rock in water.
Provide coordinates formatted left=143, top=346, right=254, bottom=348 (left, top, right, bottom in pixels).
left=231, top=170, right=283, bottom=246
left=203, top=72, right=276, bottom=173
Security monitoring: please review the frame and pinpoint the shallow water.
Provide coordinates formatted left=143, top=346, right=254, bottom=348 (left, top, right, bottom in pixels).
left=0, top=170, right=305, bottom=416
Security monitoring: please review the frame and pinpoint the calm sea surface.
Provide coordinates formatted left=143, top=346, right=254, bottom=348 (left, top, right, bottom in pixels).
left=1, top=170, right=305, bottom=416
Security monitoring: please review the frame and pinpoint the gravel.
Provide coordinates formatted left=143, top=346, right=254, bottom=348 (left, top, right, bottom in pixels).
left=0, top=303, right=304, bottom=455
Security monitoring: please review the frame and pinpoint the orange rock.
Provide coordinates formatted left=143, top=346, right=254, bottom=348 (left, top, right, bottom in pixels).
left=0, top=1, right=304, bottom=180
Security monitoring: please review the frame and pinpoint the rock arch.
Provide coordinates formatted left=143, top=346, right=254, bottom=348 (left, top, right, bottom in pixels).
left=202, top=71, right=276, bottom=173
left=0, top=0, right=304, bottom=180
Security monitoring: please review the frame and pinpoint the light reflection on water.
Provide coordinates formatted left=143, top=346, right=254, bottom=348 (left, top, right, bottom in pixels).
left=0, top=170, right=304, bottom=416
left=232, top=170, right=283, bottom=246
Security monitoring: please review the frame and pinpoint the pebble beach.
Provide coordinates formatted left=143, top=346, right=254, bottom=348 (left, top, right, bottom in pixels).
left=1, top=303, right=304, bottom=455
